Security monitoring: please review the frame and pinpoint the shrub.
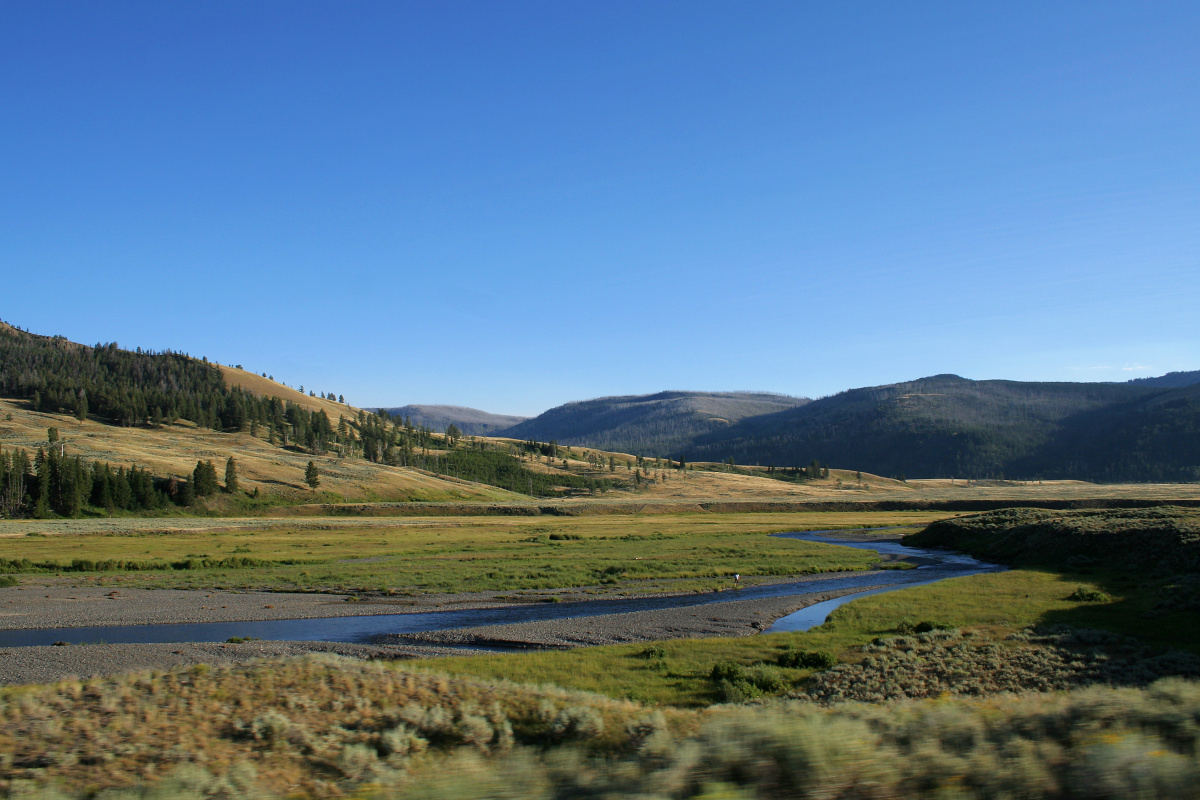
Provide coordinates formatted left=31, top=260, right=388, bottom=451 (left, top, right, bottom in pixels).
left=778, top=649, right=838, bottom=669
left=1068, top=586, right=1110, bottom=602
left=710, top=662, right=744, bottom=683
left=711, top=662, right=793, bottom=702
left=914, top=620, right=953, bottom=633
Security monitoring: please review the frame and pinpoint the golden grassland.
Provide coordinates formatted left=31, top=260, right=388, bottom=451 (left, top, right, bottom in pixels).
left=217, top=365, right=358, bottom=421
left=0, top=398, right=520, bottom=505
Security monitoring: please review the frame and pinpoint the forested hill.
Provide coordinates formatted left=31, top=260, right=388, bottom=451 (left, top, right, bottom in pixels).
left=500, top=391, right=809, bottom=456
left=374, top=405, right=528, bottom=436
left=0, top=319, right=231, bottom=427
left=680, top=374, right=1200, bottom=483
left=1126, top=370, right=1200, bottom=388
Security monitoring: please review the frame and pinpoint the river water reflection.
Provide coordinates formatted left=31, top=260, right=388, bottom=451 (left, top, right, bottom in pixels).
left=765, top=532, right=1002, bottom=632
left=0, top=531, right=1000, bottom=647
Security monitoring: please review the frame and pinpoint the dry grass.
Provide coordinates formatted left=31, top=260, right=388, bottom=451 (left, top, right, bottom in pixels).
left=0, top=654, right=674, bottom=798
left=0, top=398, right=520, bottom=504
left=217, top=366, right=357, bottom=421
left=2, top=653, right=1198, bottom=799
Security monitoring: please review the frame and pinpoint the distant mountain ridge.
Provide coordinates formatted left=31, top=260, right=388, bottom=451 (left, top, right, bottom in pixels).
left=1125, top=370, right=1200, bottom=388
left=374, top=404, right=529, bottom=436
left=500, top=391, right=809, bottom=456
left=680, top=374, right=1200, bottom=482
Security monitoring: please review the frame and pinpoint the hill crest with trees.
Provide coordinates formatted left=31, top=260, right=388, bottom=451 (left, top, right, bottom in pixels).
left=498, top=390, right=810, bottom=457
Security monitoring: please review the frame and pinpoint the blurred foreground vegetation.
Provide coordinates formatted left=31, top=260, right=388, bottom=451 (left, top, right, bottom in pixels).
left=1, top=653, right=1198, bottom=799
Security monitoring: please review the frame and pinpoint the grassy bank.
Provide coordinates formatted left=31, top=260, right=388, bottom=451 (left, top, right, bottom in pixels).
left=0, top=512, right=936, bottom=593
left=415, top=560, right=1200, bottom=707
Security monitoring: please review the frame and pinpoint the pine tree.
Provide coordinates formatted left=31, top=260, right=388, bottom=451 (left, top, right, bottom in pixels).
left=33, top=449, right=50, bottom=518
left=225, top=456, right=239, bottom=494
left=176, top=478, right=196, bottom=506
left=304, top=461, right=320, bottom=491
left=193, top=460, right=219, bottom=497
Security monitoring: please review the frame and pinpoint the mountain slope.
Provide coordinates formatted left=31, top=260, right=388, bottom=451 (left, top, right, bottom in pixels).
left=0, top=396, right=518, bottom=503
left=1014, top=382, right=1200, bottom=482
left=1125, top=370, right=1200, bottom=388
left=375, top=404, right=528, bottom=436
left=680, top=375, right=1196, bottom=480
left=501, top=391, right=809, bottom=456
left=219, top=366, right=356, bottom=421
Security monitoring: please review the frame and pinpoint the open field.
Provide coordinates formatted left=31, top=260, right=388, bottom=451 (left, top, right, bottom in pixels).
left=0, top=512, right=937, bottom=593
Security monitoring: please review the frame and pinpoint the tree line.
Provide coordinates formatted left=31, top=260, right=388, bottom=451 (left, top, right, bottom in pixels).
left=0, top=443, right=254, bottom=518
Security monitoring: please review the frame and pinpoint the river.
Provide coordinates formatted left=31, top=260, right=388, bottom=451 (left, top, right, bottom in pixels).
left=0, top=530, right=1000, bottom=647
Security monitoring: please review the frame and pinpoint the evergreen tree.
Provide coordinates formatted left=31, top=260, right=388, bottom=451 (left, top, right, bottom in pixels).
left=192, top=460, right=219, bottom=497
left=33, top=449, right=50, bottom=518
left=176, top=477, right=196, bottom=506
left=224, top=456, right=239, bottom=494
left=304, top=461, right=320, bottom=490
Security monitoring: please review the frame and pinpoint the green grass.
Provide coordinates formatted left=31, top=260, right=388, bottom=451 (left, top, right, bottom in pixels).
left=412, top=567, right=1198, bottom=706
left=0, top=512, right=936, bottom=593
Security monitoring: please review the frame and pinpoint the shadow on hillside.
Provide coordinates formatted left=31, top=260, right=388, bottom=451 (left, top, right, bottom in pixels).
left=1033, top=569, right=1200, bottom=655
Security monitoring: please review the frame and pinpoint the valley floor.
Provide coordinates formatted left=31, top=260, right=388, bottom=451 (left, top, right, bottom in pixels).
left=0, top=571, right=886, bottom=685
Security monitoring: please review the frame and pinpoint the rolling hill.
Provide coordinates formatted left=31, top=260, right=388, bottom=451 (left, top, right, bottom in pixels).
left=680, top=374, right=1200, bottom=482
left=500, top=391, right=809, bottom=456
left=374, top=404, right=528, bottom=436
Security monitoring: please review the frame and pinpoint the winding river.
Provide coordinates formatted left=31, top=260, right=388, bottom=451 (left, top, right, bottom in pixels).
left=0, top=531, right=1001, bottom=648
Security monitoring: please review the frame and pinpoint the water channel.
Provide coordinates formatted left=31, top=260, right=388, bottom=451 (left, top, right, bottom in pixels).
left=0, top=531, right=1001, bottom=648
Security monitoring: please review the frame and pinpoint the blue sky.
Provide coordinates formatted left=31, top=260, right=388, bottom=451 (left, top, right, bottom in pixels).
left=4, top=2, right=1198, bottom=415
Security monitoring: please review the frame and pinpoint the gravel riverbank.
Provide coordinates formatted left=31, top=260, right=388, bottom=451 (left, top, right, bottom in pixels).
left=386, top=584, right=888, bottom=649
left=0, top=536, right=910, bottom=685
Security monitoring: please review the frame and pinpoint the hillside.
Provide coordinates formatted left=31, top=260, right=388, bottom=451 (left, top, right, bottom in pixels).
left=681, top=374, right=1200, bottom=482
left=0, top=396, right=519, bottom=504
left=374, top=404, right=528, bottom=436
left=1126, top=370, right=1200, bottom=388
left=219, top=366, right=356, bottom=421
left=501, top=391, right=809, bottom=456
left=905, top=506, right=1200, bottom=571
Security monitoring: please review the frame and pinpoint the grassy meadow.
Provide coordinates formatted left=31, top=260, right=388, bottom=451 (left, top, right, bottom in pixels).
left=0, top=512, right=937, bottom=593
left=410, top=567, right=1177, bottom=706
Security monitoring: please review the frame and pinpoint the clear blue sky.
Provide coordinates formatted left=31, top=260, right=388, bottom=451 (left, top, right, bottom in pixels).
left=4, top=2, right=1198, bottom=415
